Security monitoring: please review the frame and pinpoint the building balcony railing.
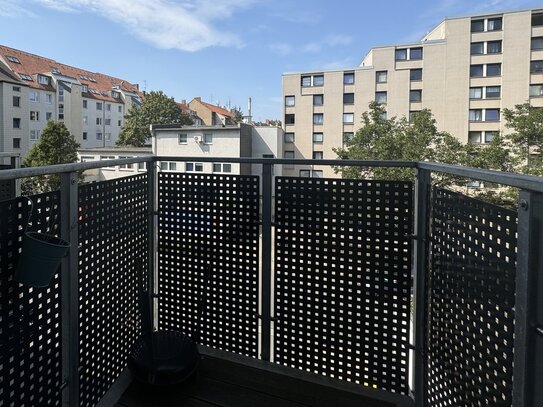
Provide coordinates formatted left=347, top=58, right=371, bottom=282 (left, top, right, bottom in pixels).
left=0, top=157, right=542, bottom=407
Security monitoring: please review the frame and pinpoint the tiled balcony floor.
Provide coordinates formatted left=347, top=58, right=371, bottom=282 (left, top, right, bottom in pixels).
left=116, top=355, right=394, bottom=407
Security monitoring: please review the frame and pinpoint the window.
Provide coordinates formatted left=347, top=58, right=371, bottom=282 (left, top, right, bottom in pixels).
left=30, top=130, right=40, bottom=140
left=13, top=96, right=20, bottom=107
left=344, top=72, right=355, bottom=85
left=469, top=131, right=482, bottom=143
left=395, top=48, right=407, bottom=60
left=213, top=163, right=232, bottom=173
left=313, top=113, right=323, bottom=125
left=19, top=74, right=33, bottom=81
left=343, top=93, right=354, bottom=104
left=160, top=162, right=168, bottom=171
left=105, top=118, right=111, bottom=126
left=313, top=75, right=324, bottom=86
left=376, top=71, right=387, bottom=83
left=487, top=40, right=502, bottom=54
left=38, top=75, right=49, bottom=85
left=532, top=37, right=543, bottom=50
left=285, top=95, right=295, bottom=107
left=469, top=87, right=483, bottom=99
left=43, top=94, right=52, bottom=104
left=410, top=90, right=422, bottom=102
left=82, top=85, right=88, bottom=93
left=486, top=86, right=501, bottom=98
left=118, top=105, right=122, bottom=113
left=343, top=113, right=354, bottom=124
left=112, top=91, right=119, bottom=99
left=471, top=19, right=484, bottom=32
left=186, top=162, right=203, bottom=172
left=313, top=94, right=324, bottom=106
left=168, top=162, right=176, bottom=171
left=485, top=109, right=500, bottom=121
left=29, top=91, right=39, bottom=102
left=83, top=116, right=88, bottom=125
left=469, top=109, right=483, bottom=121
left=284, top=151, right=295, bottom=159
left=284, top=132, right=295, bottom=143
left=285, top=114, right=295, bottom=125
left=46, top=112, right=52, bottom=120
left=301, top=76, right=311, bottom=87
left=96, top=117, right=102, bottom=125
left=486, top=63, right=501, bottom=76
left=343, top=132, right=354, bottom=142
left=13, top=138, right=20, bottom=149
left=106, top=104, right=111, bottom=111
left=96, top=102, right=103, bottom=110
left=313, top=151, right=323, bottom=160
left=58, top=88, right=64, bottom=102
left=96, top=132, right=103, bottom=140
left=410, top=47, right=423, bottom=60
left=118, top=120, right=122, bottom=126
left=313, top=133, right=323, bottom=143
left=471, top=42, right=484, bottom=55
left=138, top=162, right=147, bottom=171
left=312, top=170, right=323, bottom=178
left=485, top=131, right=497, bottom=142
left=119, top=157, right=134, bottom=170
left=375, top=91, right=387, bottom=104
left=83, top=100, right=88, bottom=109
left=178, top=134, right=188, bottom=144
left=30, top=111, right=39, bottom=121
left=204, top=133, right=213, bottom=144
left=410, top=68, right=422, bottom=81
left=488, top=17, right=502, bottom=31
left=470, top=65, right=484, bottom=77
left=532, top=12, right=543, bottom=26
left=83, top=132, right=87, bottom=140
left=13, top=86, right=20, bottom=92
left=6, top=55, right=20, bottom=64
left=299, top=170, right=311, bottom=177
left=530, top=84, right=543, bottom=97
left=531, top=60, right=543, bottom=73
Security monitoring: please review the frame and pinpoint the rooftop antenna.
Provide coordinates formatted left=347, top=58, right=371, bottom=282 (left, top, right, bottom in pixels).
left=143, top=80, right=147, bottom=92
left=246, top=97, right=253, bottom=125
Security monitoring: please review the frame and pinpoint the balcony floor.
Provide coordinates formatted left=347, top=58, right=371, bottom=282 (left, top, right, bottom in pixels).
left=116, top=354, right=395, bottom=407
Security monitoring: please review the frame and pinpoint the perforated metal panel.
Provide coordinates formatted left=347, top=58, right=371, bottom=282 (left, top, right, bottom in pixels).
left=157, top=172, right=259, bottom=357
left=427, top=188, right=517, bottom=407
left=78, top=174, right=149, bottom=406
left=0, top=193, right=62, bottom=407
left=0, top=165, right=15, bottom=201
left=274, top=177, right=413, bottom=394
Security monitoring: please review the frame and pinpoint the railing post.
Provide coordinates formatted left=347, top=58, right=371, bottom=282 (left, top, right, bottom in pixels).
left=413, top=168, right=431, bottom=407
left=260, top=162, right=273, bottom=361
left=60, top=171, right=79, bottom=407
left=147, top=160, right=158, bottom=330
left=513, top=190, right=543, bottom=407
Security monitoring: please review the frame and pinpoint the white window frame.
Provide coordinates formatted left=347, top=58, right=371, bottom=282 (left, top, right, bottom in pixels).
left=213, top=163, right=232, bottom=173
left=29, top=91, right=39, bottom=102
left=203, top=133, right=213, bottom=144
left=185, top=162, right=204, bottom=172
left=178, top=134, right=188, bottom=144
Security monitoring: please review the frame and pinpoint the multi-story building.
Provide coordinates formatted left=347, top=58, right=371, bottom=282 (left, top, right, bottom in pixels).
left=188, top=97, right=236, bottom=126
left=0, top=45, right=142, bottom=158
left=282, top=8, right=543, bottom=177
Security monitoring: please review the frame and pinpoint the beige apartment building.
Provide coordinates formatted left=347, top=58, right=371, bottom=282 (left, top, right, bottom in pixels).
left=0, top=45, right=142, bottom=159
left=282, top=8, right=543, bottom=177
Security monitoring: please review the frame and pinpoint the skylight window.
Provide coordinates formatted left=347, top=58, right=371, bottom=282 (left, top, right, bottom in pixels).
left=6, top=55, right=20, bottom=64
left=19, top=73, right=33, bottom=81
left=51, top=67, right=61, bottom=74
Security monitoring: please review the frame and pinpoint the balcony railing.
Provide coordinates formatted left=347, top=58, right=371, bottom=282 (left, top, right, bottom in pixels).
left=0, top=157, right=542, bottom=407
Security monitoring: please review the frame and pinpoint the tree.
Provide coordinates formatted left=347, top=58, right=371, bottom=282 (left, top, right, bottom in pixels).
left=117, top=90, right=193, bottom=146
left=334, top=103, right=466, bottom=185
left=22, top=121, right=80, bottom=194
left=231, top=106, right=244, bottom=123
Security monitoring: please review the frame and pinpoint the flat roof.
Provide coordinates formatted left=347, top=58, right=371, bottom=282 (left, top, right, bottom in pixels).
left=78, top=146, right=153, bottom=153
left=152, top=124, right=242, bottom=131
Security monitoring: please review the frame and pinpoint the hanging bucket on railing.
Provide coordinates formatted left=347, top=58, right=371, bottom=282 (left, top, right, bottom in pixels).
left=15, top=232, right=69, bottom=287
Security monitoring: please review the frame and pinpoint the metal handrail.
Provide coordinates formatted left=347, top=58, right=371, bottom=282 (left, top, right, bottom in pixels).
left=0, top=156, right=542, bottom=193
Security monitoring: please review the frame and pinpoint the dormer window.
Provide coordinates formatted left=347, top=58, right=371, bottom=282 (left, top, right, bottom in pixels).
left=38, top=75, right=50, bottom=85
left=112, top=91, right=119, bottom=98
left=6, top=55, right=20, bottom=64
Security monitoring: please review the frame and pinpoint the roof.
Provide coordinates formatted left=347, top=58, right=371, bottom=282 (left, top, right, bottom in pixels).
left=0, top=44, right=142, bottom=102
left=152, top=124, right=241, bottom=131
left=191, top=98, right=234, bottom=118
left=78, top=146, right=153, bottom=154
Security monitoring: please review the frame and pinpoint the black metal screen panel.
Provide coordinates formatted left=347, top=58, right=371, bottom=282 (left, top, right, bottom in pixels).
left=274, top=177, right=413, bottom=394
left=0, top=192, right=62, bottom=407
left=78, top=174, right=148, bottom=406
left=427, top=188, right=517, bottom=407
left=157, top=172, right=259, bottom=357
left=0, top=165, right=15, bottom=201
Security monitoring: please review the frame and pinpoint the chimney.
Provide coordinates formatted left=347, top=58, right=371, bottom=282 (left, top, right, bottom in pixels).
left=181, top=99, right=186, bottom=105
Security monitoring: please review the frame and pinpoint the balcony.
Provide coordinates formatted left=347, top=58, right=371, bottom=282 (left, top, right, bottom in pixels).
left=0, top=157, right=542, bottom=407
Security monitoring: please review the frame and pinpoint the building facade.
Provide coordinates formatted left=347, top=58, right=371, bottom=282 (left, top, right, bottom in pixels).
left=282, top=8, right=543, bottom=177
left=0, top=45, right=142, bottom=159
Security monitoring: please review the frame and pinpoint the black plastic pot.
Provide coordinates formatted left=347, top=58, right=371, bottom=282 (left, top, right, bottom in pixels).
left=15, top=231, right=70, bottom=287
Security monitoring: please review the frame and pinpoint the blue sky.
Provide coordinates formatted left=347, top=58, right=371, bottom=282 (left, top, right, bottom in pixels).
left=1, top=0, right=541, bottom=121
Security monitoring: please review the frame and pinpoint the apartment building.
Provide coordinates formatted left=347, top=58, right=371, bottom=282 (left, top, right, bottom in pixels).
left=188, top=97, right=236, bottom=126
left=0, top=45, right=142, bottom=158
left=282, top=8, right=543, bottom=177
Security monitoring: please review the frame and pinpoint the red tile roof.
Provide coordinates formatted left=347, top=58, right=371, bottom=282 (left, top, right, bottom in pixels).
left=0, top=45, right=142, bottom=103
left=199, top=100, right=234, bottom=118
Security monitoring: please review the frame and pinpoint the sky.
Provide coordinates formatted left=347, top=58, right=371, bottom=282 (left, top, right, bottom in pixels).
left=1, top=0, right=542, bottom=122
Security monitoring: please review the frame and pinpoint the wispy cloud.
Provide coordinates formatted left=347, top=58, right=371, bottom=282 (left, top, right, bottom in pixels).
left=270, top=34, right=353, bottom=56
left=29, top=0, right=255, bottom=52
left=0, top=0, right=35, bottom=17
